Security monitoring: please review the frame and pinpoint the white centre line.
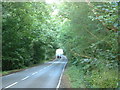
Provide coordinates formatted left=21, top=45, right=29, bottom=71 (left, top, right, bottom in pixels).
left=32, top=72, right=36, bottom=75
left=38, top=62, right=55, bottom=72
left=3, top=59, right=63, bottom=89
left=35, top=72, right=38, bottom=74
left=21, top=76, right=30, bottom=81
left=5, top=82, right=18, bottom=88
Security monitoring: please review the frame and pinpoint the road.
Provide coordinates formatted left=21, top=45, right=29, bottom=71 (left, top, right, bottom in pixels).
left=2, top=57, right=67, bottom=89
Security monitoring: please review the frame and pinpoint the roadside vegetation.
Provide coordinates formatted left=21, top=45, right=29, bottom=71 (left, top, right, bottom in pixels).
left=59, top=2, right=119, bottom=88
left=2, top=1, right=119, bottom=88
left=2, top=2, right=59, bottom=71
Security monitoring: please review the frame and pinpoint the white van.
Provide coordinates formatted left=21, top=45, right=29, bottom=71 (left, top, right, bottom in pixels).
left=56, top=49, right=64, bottom=59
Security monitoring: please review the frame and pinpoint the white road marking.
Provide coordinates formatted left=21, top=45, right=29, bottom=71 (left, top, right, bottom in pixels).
left=3, top=59, right=56, bottom=78
left=31, top=72, right=38, bottom=76
left=35, top=72, right=38, bottom=74
left=3, top=59, right=67, bottom=89
left=56, top=61, right=67, bottom=88
left=30, top=62, right=55, bottom=76
left=21, top=76, right=29, bottom=80
left=38, top=62, right=55, bottom=72
left=5, top=82, right=18, bottom=88
left=32, top=72, right=36, bottom=75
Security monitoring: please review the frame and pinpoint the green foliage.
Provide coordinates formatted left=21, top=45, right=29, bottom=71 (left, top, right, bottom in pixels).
left=66, top=66, right=85, bottom=88
left=2, top=2, right=119, bottom=88
left=56, top=2, right=118, bottom=88
left=2, top=2, right=58, bottom=71
left=90, top=2, right=118, bottom=32
left=66, top=63, right=118, bottom=88
left=31, top=40, right=46, bottom=64
left=87, top=69, right=118, bottom=88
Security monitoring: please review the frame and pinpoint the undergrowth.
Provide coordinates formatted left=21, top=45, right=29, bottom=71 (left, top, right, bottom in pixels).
left=66, top=63, right=118, bottom=88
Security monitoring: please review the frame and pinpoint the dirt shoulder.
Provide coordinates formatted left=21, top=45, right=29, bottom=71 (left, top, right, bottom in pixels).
left=60, top=69, right=71, bottom=88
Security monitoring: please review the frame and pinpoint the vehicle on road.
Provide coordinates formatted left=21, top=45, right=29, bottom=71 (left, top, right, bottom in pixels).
left=56, top=49, right=64, bottom=59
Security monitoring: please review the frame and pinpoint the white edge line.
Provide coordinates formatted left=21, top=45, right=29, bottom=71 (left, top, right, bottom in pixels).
left=56, top=62, right=67, bottom=88
left=5, top=82, right=18, bottom=88
left=4, top=60, right=66, bottom=89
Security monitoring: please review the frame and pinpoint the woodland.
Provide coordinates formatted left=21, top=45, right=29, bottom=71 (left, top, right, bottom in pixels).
left=2, top=1, right=119, bottom=88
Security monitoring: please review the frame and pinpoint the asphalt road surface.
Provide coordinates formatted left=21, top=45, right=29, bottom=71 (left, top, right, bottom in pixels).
left=2, top=57, right=67, bottom=89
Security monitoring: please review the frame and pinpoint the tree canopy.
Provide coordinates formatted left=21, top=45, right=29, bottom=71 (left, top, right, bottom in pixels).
left=2, top=1, right=119, bottom=88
